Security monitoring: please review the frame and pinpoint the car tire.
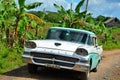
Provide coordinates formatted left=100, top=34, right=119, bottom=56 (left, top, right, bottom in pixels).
left=78, top=71, right=89, bottom=80
left=28, top=63, right=38, bottom=74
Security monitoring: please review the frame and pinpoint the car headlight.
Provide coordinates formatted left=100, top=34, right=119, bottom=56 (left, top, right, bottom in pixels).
left=75, top=48, right=88, bottom=56
left=25, top=41, right=36, bottom=48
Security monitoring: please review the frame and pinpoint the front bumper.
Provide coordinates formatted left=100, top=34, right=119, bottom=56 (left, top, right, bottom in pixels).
left=22, top=52, right=90, bottom=72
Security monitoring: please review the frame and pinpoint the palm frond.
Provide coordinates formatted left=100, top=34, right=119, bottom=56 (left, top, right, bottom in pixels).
left=26, top=13, right=44, bottom=24
left=54, top=4, right=62, bottom=11
left=54, top=4, right=67, bottom=15
left=18, top=0, right=25, bottom=8
left=25, top=2, right=43, bottom=10
left=75, top=0, right=85, bottom=13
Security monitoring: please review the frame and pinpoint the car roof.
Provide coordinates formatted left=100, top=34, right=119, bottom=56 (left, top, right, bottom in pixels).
left=50, top=27, right=96, bottom=37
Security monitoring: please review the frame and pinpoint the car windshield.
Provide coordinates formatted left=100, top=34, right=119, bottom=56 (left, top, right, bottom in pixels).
left=46, top=28, right=88, bottom=44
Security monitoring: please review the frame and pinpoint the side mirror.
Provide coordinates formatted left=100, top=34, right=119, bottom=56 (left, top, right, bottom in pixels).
left=95, top=44, right=98, bottom=48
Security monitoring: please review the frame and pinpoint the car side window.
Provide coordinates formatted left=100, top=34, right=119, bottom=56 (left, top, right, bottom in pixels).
left=81, top=34, right=87, bottom=44
left=87, top=36, right=96, bottom=46
left=92, top=37, right=96, bottom=46
left=91, top=37, right=98, bottom=47
left=94, top=37, right=98, bottom=47
left=87, top=36, right=92, bottom=45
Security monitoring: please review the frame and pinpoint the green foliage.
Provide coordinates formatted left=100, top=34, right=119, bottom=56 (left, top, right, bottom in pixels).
left=18, top=0, right=25, bottom=8
left=0, top=42, right=23, bottom=74
left=25, top=2, right=43, bottom=10
left=10, top=0, right=43, bottom=46
left=103, top=41, right=120, bottom=50
left=54, top=4, right=68, bottom=15
left=54, top=0, right=87, bottom=27
left=96, top=15, right=106, bottom=22
left=75, top=0, right=85, bottom=13
left=0, top=0, right=44, bottom=73
left=45, top=12, right=62, bottom=23
left=0, top=0, right=17, bottom=44
left=18, top=0, right=42, bottom=11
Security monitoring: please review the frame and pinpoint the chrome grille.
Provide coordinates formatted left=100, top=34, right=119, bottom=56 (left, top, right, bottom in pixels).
left=33, top=58, right=74, bottom=67
left=31, top=52, right=79, bottom=63
left=31, top=52, right=79, bottom=67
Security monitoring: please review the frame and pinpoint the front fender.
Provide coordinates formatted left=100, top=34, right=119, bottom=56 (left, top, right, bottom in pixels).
left=88, top=53, right=101, bottom=70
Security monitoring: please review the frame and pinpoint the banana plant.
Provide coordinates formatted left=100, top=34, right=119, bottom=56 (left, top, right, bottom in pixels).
left=14, top=0, right=43, bottom=44
left=26, top=13, right=44, bottom=36
left=54, top=0, right=86, bottom=28
left=0, top=0, right=17, bottom=46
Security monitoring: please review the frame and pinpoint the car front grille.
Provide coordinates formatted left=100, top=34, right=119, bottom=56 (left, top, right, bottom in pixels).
left=31, top=52, right=79, bottom=67
left=33, top=58, right=74, bottom=67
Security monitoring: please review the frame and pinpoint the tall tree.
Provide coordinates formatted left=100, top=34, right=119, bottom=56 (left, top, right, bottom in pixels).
left=14, top=0, right=43, bottom=44
left=54, top=0, right=86, bottom=28
left=0, top=0, right=18, bottom=46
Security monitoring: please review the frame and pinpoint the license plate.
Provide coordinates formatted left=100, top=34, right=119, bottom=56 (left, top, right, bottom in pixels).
left=46, top=64, right=60, bottom=69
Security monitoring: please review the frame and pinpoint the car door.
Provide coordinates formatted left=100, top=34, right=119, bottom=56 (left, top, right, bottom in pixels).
left=91, top=37, right=100, bottom=68
left=87, top=36, right=99, bottom=69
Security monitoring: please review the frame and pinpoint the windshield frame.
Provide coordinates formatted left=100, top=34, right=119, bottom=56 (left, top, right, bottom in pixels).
left=46, top=28, right=89, bottom=44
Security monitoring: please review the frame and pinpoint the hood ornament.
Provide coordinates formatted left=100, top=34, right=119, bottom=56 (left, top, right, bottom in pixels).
left=55, top=43, right=61, bottom=46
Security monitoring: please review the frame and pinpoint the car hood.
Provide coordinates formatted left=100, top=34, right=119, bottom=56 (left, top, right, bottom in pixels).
left=31, top=39, right=85, bottom=52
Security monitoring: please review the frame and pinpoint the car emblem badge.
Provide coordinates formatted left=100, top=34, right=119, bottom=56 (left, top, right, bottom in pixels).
left=52, top=58, right=55, bottom=64
left=55, top=43, right=61, bottom=46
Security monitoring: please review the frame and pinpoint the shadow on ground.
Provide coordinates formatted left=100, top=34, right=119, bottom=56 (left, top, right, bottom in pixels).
left=4, top=65, right=79, bottom=80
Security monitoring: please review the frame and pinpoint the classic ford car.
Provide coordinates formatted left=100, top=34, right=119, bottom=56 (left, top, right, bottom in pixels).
left=22, top=27, right=103, bottom=80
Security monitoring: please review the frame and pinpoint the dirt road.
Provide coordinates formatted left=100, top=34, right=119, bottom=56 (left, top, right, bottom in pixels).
left=0, top=49, right=120, bottom=80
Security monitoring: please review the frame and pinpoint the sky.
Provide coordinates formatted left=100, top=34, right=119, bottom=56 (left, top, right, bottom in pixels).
left=15, top=0, right=120, bottom=19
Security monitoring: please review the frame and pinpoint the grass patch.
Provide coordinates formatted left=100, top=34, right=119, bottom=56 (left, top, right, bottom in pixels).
left=103, top=41, right=120, bottom=50
left=98, top=27, right=120, bottom=50
left=0, top=42, right=23, bottom=74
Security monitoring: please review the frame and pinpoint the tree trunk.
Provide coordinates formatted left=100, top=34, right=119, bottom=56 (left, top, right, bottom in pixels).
left=35, top=25, right=38, bottom=37
left=6, top=28, right=10, bottom=46
left=14, top=14, right=21, bottom=45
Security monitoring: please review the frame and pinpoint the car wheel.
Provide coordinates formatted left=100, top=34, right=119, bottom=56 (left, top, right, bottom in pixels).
left=28, top=63, right=38, bottom=74
left=78, top=71, right=89, bottom=80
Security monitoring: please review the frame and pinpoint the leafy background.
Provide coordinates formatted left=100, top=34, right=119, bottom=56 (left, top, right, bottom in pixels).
left=0, top=0, right=120, bottom=74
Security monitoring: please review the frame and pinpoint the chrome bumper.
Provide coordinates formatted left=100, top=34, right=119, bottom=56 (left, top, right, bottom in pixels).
left=22, top=54, right=90, bottom=72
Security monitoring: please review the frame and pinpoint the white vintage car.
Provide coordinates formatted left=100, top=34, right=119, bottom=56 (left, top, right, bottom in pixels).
left=22, top=27, right=103, bottom=80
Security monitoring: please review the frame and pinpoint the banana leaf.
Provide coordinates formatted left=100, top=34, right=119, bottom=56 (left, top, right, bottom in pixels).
left=25, top=2, right=43, bottom=10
